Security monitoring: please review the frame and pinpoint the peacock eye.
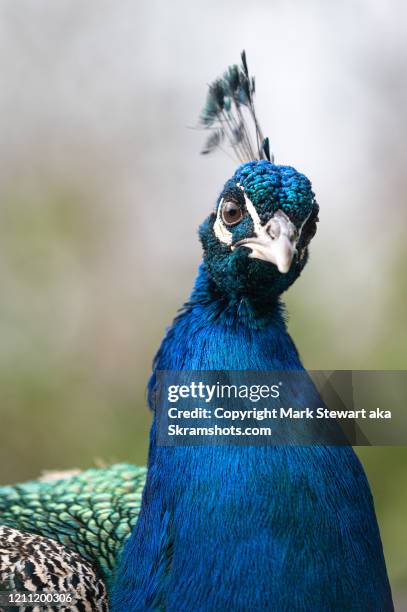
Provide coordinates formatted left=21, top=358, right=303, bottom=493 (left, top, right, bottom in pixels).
left=221, top=200, right=243, bottom=226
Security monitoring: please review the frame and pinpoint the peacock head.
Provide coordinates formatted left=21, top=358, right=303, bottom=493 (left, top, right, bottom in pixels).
left=197, top=53, right=319, bottom=302
left=199, top=160, right=318, bottom=300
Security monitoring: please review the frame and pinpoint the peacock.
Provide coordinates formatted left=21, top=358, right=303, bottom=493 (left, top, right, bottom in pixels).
left=0, top=52, right=393, bottom=611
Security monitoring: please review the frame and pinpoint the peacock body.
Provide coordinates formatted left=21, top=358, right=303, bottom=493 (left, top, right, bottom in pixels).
left=0, top=53, right=393, bottom=611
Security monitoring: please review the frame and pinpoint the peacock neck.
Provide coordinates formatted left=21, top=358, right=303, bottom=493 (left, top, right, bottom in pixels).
left=111, top=263, right=303, bottom=610
left=181, top=261, right=288, bottom=331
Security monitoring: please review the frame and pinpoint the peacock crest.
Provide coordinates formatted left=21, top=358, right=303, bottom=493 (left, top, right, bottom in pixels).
left=199, top=51, right=273, bottom=163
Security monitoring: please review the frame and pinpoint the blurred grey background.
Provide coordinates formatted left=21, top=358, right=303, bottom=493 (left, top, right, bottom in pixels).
left=0, top=0, right=406, bottom=601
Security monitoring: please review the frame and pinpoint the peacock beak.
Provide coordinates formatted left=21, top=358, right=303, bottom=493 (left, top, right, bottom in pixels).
left=233, top=210, right=297, bottom=274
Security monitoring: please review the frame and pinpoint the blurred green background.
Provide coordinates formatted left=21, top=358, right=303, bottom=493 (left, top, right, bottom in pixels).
left=0, top=0, right=406, bottom=605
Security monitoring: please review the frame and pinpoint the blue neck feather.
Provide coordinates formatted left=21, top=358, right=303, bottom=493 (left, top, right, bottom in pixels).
left=112, top=264, right=393, bottom=611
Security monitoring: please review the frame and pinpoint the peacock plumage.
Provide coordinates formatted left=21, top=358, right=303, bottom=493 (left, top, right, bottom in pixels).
left=0, top=525, right=108, bottom=611
left=0, top=466, right=146, bottom=587
left=0, top=53, right=393, bottom=611
left=0, top=465, right=146, bottom=611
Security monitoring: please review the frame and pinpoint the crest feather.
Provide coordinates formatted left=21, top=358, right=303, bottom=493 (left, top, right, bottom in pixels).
left=200, top=51, right=274, bottom=163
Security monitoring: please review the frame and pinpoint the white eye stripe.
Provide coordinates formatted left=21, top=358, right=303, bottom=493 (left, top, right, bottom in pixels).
left=213, top=197, right=233, bottom=245
left=213, top=191, right=261, bottom=246
left=241, top=193, right=262, bottom=235
left=236, top=182, right=262, bottom=233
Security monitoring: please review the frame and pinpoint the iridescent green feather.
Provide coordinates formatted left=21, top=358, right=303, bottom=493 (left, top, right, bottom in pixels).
left=0, top=464, right=146, bottom=588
